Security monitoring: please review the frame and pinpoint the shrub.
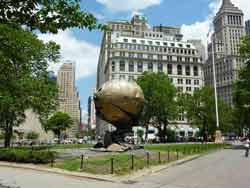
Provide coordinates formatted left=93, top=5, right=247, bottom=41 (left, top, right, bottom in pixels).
left=26, top=132, right=39, bottom=140
left=0, top=148, right=56, bottom=164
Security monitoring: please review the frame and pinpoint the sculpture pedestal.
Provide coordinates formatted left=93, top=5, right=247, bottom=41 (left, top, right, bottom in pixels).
left=214, top=130, right=223, bottom=143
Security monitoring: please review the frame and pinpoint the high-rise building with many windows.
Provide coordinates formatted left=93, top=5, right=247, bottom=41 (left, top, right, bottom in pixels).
left=96, top=15, right=204, bottom=137
left=57, top=61, right=81, bottom=137
left=204, top=0, right=245, bottom=106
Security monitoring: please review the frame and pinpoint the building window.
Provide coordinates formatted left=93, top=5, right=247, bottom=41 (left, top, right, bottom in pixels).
left=128, top=75, right=134, bottom=81
left=177, top=65, right=182, bottom=75
left=132, top=39, right=137, bottom=43
left=137, top=53, right=143, bottom=58
left=119, top=75, right=126, bottom=80
left=119, top=60, right=125, bottom=72
left=158, top=55, right=163, bottom=60
left=186, top=87, right=192, bottom=92
left=193, top=66, right=198, bottom=76
left=185, top=65, right=190, bottom=76
left=129, top=62, right=134, bottom=72
left=186, top=79, right=191, bottom=85
left=178, top=79, right=183, bottom=84
left=148, top=62, right=153, bottom=72
left=167, top=64, right=172, bottom=75
left=148, top=54, right=153, bottom=59
left=158, top=63, right=163, bottom=72
left=112, top=61, right=115, bottom=72
left=194, top=80, right=200, bottom=85
left=177, top=87, right=183, bottom=92
left=137, top=62, right=143, bottom=72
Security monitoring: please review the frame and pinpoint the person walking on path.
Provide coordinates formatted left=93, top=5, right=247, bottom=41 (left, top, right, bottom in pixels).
left=244, top=138, right=250, bottom=157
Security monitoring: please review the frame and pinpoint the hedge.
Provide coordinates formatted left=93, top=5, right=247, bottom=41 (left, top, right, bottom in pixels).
left=0, top=148, right=56, bottom=164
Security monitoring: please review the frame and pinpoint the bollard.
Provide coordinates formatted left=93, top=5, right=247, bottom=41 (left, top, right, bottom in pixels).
left=131, top=155, right=134, bottom=170
left=80, top=154, right=84, bottom=169
left=146, top=152, right=150, bottom=167
left=110, top=158, right=114, bottom=174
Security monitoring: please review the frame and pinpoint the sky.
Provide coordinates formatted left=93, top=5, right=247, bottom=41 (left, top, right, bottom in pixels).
left=38, top=0, right=250, bottom=123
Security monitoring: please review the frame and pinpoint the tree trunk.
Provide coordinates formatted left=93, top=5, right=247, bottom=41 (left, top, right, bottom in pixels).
left=202, top=120, right=208, bottom=143
left=162, top=123, right=167, bottom=143
left=57, top=131, right=61, bottom=144
left=4, top=125, right=13, bottom=148
left=145, top=123, right=149, bottom=142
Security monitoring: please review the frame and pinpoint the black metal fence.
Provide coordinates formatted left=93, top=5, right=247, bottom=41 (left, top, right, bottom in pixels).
left=53, top=144, right=226, bottom=175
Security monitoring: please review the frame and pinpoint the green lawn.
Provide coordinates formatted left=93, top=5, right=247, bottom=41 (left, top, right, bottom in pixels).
left=53, top=144, right=226, bottom=175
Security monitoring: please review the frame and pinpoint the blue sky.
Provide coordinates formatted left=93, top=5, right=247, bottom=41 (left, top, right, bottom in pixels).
left=38, top=0, right=249, bottom=122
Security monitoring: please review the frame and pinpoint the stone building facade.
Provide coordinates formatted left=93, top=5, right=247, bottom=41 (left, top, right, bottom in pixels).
left=246, top=20, right=250, bottom=35
left=96, top=15, right=204, bottom=137
left=204, top=0, right=245, bottom=106
left=57, top=62, right=81, bottom=138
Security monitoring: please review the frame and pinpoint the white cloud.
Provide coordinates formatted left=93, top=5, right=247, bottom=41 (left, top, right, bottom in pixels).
left=38, top=30, right=99, bottom=80
left=181, top=0, right=250, bottom=44
left=96, top=0, right=162, bottom=12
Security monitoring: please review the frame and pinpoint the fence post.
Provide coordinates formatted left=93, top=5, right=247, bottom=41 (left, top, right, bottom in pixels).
left=167, top=149, right=170, bottom=162
left=80, top=154, right=84, bottom=169
left=158, top=152, right=161, bottom=164
left=110, top=158, right=114, bottom=174
left=146, top=152, right=150, bottom=167
left=131, top=155, right=134, bottom=170
left=176, top=149, right=179, bottom=160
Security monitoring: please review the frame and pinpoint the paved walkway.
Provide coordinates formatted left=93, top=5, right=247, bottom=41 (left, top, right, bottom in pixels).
left=0, top=149, right=249, bottom=188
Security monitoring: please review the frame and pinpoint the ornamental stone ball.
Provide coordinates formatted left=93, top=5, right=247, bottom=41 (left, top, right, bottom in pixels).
left=94, top=80, right=145, bottom=131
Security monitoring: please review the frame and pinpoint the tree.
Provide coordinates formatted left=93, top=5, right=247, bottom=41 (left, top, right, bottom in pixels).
left=185, top=86, right=234, bottom=142
left=137, top=72, right=177, bottom=143
left=0, top=24, right=59, bottom=147
left=0, top=0, right=106, bottom=33
left=233, top=36, right=250, bottom=136
left=45, top=112, right=73, bottom=141
left=0, top=0, right=105, bottom=147
left=26, top=132, right=39, bottom=140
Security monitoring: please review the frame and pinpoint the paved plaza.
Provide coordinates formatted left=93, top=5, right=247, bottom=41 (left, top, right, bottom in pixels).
left=0, top=149, right=249, bottom=188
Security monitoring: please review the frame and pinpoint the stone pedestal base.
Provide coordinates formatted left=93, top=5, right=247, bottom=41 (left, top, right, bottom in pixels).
left=214, top=130, right=223, bottom=143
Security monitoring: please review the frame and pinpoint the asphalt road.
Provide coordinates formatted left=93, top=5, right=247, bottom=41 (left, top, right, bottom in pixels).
left=0, top=149, right=249, bottom=188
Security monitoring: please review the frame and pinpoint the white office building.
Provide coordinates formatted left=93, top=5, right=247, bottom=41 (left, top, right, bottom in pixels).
left=97, top=15, right=205, bottom=137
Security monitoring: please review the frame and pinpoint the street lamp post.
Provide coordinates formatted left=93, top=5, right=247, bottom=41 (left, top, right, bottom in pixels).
left=208, top=30, right=222, bottom=143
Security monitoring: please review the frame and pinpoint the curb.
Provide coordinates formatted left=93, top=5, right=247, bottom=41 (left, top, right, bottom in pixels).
left=0, top=151, right=218, bottom=183
left=0, top=162, right=116, bottom=183
left=119, top=154, right=202, bottom=182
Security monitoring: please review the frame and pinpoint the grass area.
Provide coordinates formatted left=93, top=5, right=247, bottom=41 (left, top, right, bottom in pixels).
left=54, top=154, right=162, bottom=175
left=54, top=143, right=226, bottom=175
left=9, top=143, right=94, bottom=151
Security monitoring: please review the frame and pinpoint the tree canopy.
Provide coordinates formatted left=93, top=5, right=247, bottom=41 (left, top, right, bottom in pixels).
left=185, top=86, right=234, bottom=141
left=233, top=36, right=250, bottom=135
left=45, top=112, right=73, bottom=140
left=0, top=23, right=60, bottom=147
left=137, top=72, right=177, bottom=142
left=0, top=0, right=106, bottom=33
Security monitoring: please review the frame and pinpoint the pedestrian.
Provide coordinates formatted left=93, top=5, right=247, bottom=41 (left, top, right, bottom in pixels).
left=244, top=138, right=250, bottom=157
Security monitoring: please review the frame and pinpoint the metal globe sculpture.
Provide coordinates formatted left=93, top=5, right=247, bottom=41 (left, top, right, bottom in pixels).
left=94, top=80, right=145, bottom=131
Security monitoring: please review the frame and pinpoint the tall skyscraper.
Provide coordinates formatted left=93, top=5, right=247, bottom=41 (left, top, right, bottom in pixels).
left=96, top=15, right=204, bottom=137
left=246, top=20, right=250, bottom=35
left=204, top=0, right=245, bottom=106
left=57, top=61, right=81, bottom=137
left=87, top=88, right=96, bottom=132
